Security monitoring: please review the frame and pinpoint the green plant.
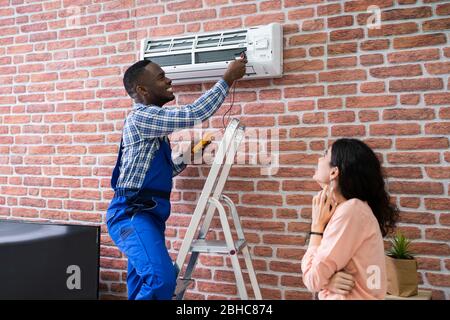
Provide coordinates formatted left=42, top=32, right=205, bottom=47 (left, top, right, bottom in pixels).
left=387, top=232, right=415, bottom=260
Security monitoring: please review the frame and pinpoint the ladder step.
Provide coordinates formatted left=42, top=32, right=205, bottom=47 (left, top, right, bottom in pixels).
left=174, top=278, right=194, bottom=298
left=190, top=239, right=246, bottom=254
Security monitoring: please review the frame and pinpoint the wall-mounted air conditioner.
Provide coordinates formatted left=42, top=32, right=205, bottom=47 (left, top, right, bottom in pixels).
left=140, top=23, right=283, bottom=85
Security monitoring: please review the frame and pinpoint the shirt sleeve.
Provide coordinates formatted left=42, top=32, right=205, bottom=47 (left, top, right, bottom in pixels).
left=131, top=79, right=229, bottom=139
left=301, top=201, right=367, bottom=292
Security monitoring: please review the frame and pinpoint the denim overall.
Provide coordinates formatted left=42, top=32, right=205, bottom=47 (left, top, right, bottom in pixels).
left=106, top=138, right=176, bottom=300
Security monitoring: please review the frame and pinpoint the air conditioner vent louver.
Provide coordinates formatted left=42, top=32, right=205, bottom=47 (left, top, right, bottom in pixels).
left=145, top=40, right=171, bottom=53
left=172, top=37, right=195, bottom=51
left=196, top=33, right=221, bottom=48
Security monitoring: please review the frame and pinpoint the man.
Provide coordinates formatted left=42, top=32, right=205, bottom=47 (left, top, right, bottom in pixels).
left=106, top=56, right=248, bottom=300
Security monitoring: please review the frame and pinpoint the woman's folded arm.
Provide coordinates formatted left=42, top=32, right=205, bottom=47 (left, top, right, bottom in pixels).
left=301, top=201, right=366, bottom=292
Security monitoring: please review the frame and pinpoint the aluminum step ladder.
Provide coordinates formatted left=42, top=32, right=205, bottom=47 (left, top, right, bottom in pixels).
left=174, top=118, right=262, bottom=300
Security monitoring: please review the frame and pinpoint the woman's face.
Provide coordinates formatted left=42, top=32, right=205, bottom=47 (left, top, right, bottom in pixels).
left=313, top=147, right=332, bottom=185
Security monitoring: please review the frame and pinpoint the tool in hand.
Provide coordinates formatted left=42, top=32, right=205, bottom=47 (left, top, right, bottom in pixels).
left=192, top=132, right=214, bottom=154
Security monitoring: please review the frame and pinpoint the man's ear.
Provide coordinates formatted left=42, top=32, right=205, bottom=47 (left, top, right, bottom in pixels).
left=135, top=85, right=147, bottom=97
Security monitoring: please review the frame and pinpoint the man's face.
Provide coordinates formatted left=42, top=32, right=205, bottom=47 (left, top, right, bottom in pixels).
left=136, top=62, right=174, bottom=106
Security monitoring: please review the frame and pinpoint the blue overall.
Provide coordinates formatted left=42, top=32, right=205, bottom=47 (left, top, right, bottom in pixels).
left=106, top=138, right=176, bottom=300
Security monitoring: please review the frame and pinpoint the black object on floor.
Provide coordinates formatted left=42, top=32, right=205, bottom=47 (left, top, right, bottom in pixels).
left=0, top=220, right=100, bottom=300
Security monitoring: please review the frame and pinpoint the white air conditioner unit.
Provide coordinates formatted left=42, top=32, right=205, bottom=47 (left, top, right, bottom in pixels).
left=140, top=23, right=283, bottom=85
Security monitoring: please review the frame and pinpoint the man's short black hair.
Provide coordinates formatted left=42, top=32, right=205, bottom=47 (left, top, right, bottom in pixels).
left=123, top=59, right=152, bottom=98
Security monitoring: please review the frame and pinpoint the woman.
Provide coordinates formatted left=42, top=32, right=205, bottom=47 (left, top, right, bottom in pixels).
left=301, top=138, right=399, bottom=299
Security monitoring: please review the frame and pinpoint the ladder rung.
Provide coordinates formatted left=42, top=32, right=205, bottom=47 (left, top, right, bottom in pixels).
left=174, top=278, right=194, bottom=298
left=190, top=239, right=246, bottom=254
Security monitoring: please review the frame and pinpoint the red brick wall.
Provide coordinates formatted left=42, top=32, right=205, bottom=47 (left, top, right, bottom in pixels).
left=0, top=0, right=449, bottom=300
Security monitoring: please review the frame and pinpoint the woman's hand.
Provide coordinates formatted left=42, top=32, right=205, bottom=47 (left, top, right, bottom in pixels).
left=325, top=271, right=355, bottom=295
left=311, top=185, right=337, bottom=233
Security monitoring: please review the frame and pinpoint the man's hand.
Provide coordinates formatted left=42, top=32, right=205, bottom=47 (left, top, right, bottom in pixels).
left=223, top=53, right=248, bottom=87
left=325, top=271, right=355, bottom=295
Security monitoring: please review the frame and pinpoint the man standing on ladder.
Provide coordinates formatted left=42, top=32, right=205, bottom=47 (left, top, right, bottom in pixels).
left=105, top=56, right=248, bottom=300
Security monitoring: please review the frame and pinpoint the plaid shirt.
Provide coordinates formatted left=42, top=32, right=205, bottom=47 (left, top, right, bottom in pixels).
left=115, top=79, right=229, bottom=190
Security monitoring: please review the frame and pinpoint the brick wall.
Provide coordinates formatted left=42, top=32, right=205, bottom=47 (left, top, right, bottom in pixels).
left=0, top=0, right=449, bottom=300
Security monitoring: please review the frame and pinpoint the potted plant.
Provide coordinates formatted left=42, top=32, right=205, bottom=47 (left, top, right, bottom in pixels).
left=385, top=232, right=419, bottom=297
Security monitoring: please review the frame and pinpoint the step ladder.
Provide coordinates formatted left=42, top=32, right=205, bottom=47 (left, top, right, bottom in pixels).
left=174, top=118, right=262, bottom=300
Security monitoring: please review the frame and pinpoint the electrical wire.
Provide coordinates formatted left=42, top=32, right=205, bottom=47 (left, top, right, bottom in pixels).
left=222, top=51, right=247, bottom=129
left=222, top=80, right=237, bottom=129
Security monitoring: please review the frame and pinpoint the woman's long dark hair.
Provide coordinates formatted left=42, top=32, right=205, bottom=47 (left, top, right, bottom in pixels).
left=330, top=138, right=399, bottom=237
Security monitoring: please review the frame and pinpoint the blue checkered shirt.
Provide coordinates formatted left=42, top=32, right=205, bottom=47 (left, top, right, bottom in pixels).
left=115, top=79, right=229, bottom=190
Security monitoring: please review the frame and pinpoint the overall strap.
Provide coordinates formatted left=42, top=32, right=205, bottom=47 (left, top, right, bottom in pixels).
left=111, top=138, right=123, bottom=190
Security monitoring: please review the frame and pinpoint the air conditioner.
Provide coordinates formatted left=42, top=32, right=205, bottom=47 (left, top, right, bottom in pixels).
left=140, top=23, right=283, bottom=85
